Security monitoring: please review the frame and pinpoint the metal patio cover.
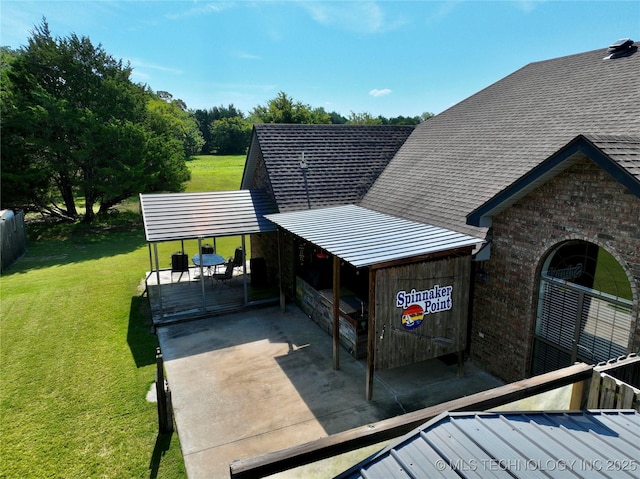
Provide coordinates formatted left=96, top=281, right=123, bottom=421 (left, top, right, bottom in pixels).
left=266, top=205, right=482, bottom=268
left=140, top=190, right=277, bottom=242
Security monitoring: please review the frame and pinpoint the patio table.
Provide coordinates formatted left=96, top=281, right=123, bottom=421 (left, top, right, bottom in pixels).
left=192, top=253, right=225, bottom=276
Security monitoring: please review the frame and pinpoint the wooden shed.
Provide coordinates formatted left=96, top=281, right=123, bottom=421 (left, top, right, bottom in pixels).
left=266, top=205, right=482, bottom=399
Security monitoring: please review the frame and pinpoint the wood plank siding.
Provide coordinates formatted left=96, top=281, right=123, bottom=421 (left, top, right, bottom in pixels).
left=374, top=255, right=471, bottom=370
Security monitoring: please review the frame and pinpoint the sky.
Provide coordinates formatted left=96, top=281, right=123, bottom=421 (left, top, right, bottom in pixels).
left=1, top=1, right=638, bottom=118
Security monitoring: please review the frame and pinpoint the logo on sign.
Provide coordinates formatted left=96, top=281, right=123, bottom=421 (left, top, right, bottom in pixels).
left=397, top=285, right=453, bottom=330
left=401, top=304, right=424, bottom=330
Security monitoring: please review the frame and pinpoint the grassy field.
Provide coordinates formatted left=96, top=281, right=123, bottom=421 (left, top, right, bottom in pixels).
left=0, top=155, right=245, bottom=479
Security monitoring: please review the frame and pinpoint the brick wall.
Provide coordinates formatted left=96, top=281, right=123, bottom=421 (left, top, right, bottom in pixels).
left=471, top=156, right=640, bottom=383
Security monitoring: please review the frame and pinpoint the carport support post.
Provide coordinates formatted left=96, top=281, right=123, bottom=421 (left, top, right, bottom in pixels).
left=242, top=235, right=248, bottom=306
left=197, top=237, right=206, bottom=311
left=332, top=255, right=340, bottom=371
left=366, top=267, right=376, bottom=401
left=278, top=229, right=285, bottom=312
left=153, top=243, right=163, bottom=317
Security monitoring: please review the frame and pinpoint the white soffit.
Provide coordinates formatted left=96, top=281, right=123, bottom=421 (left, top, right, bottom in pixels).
left=266, top=205, right=482, bottom=268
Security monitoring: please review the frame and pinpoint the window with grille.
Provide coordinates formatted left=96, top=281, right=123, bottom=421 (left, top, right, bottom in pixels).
left=532, top=241, right=634, bottom=376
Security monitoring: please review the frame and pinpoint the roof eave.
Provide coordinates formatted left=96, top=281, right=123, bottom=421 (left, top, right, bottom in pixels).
left=466, top=134, right=640, bottom=227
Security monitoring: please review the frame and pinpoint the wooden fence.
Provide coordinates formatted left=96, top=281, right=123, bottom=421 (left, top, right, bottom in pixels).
left=587, top=354, right=640, bottom=411
left=1, top=210, right=27, bottom=273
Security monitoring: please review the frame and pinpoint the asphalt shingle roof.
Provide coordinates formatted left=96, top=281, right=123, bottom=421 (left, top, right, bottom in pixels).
left=361, top=42, right=640, bottom=238
left=243, top=124, right=414, bottom=212
left=587, top=133, right=640, bottom=183
left=467, top=133, right=640, bottom=226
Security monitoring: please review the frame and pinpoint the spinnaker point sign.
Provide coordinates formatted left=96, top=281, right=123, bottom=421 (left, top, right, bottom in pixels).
left=396, top=285, right=453, bottom=330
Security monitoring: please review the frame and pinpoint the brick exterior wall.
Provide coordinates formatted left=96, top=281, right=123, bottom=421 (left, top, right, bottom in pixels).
left=470, top=156, right=640, bottom=383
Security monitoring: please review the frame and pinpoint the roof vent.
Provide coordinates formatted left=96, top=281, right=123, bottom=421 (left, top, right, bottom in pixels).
left=603, top=38, right=636, bottom=59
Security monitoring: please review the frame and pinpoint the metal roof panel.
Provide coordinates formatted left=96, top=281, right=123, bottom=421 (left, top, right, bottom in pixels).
left=140, top=190, right=277, bottom=242
left=266, top=205, right=482, bottom=267
left=337, top=410, right=640, bottom=479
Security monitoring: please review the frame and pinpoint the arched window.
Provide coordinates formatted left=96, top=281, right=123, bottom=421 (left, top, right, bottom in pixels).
left=531, top=241, right=634, bottom=375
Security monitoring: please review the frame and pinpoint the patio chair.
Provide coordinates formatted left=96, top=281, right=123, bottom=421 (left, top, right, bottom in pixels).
left=211, top=260, right=234, bottom=288
left=232, top=247, right=244, bottom=273
left=171, top=252, right=190, bottom=283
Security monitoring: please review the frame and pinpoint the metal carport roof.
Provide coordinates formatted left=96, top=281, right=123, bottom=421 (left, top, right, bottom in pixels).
left=266, top=205, right=483, bottom=268
left=337, top=410, right=640, bottom=479
left=140, top=190, right=277, bottom=242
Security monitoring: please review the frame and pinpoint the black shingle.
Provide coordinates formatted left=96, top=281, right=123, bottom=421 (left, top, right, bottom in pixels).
left=244, top=124, right=414, bottom=212
left=361, top=43, right=640, bottom=237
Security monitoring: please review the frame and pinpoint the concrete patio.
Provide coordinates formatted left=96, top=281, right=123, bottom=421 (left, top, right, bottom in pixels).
left=156, top=304, right=504, bottom=478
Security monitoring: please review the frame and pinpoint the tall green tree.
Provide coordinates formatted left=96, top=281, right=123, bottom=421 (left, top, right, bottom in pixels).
left=193, top=104, right=245, bottom=154
left=1, top=20, right=191, bottom=221
left=148, top=94, right=204, bottom=158
left=249, top=91, right=331, bottom=124
left=209, top=117, right=252, bottom=155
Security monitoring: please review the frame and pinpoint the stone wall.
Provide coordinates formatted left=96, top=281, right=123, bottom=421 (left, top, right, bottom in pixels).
left=471, top=157, right=640, bottom=383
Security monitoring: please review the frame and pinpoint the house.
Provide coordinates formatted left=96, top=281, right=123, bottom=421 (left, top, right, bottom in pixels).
left=241, top=123, right=414, bottom=292
left=242, top=39, right=640, bottom=388
left=244, top=124, right=485, bottom=398
left=361, top=39, right=640, bottom=383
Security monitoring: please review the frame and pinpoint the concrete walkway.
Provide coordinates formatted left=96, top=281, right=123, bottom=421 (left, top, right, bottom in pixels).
left=157, top=304, right=503, bottom=478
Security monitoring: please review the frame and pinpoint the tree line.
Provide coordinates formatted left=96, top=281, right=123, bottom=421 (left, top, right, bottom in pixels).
left=194, top=93, right=433, bottom=155
left=0, top=20, right=433, bottom=222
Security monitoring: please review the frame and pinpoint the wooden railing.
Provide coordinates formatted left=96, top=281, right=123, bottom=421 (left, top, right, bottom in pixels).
left=230, top=355, right=640, bottom=478
left=229, top=362, right=594, bottom=479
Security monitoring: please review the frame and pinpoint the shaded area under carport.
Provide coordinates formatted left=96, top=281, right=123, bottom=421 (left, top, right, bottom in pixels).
left=157, top=304, right=503, bottom=479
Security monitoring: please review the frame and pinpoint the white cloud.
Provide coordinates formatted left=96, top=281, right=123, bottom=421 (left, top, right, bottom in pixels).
left=369, top=88, right=392, bottom=97
left=128, top=59, right=183, bottom=75
left=235, top=50, right=261, bottom=60
left=300, top=1, right=407, bottom=34
left=166, top=2, right=236, bottom=20
left=513, top=0, right=547, bottom=13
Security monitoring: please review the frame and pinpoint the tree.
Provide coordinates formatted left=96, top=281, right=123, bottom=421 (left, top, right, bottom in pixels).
left=1, top=20, right=191, bottom=221
left=249, top=91, right=331, bottom=124
left=148, top=95, right=204, bottom=158
left=420, top=111, right=435, bottom=122
left=346, top=111, right=383, bottom=125
left=193, top=104, right=245, bottom=154
left=210, top=117, right=252, bottom=155
left=327, top=110, right=348, bottom=124
left=0, top=46, right=51, bottom=212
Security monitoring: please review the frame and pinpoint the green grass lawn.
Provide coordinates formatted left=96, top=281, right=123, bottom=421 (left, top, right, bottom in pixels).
left=185, top=154, right=246, bottom=193
left=0, top=155, right=245, bottom=478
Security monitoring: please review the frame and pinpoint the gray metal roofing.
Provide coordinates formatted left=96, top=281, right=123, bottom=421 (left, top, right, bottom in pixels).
left=242, top=124, right=414, bottom=212
left=139, top=190, right=277, bottom=242
left=265, top=205, right=482, bottom=268
left=338, top=410, right=640, bottom=479
left=361, top=42, right=640, bottom=238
